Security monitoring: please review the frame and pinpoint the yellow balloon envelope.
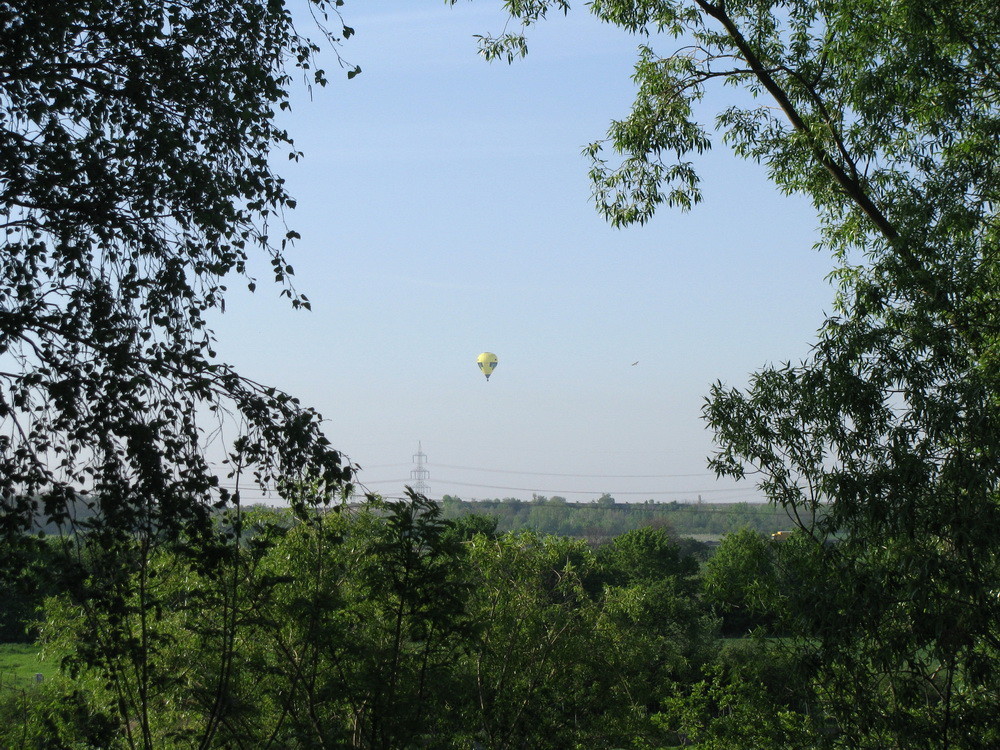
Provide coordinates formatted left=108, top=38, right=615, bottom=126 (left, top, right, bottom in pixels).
left=477, top=352, right=498, bottom=380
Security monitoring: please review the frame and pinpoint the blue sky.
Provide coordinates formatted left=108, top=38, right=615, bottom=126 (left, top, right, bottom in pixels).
left=211, top=1, right=834, bottom=504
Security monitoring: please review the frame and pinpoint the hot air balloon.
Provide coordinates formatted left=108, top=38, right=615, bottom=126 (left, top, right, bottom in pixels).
left=477, top=352, right=498, bottom=381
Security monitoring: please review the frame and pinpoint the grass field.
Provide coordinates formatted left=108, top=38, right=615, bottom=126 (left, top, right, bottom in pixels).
left=0, top=643, right=59, bottom=691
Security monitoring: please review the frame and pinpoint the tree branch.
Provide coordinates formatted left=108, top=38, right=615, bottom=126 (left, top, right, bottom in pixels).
left=693, top=0, right=963, bottom=330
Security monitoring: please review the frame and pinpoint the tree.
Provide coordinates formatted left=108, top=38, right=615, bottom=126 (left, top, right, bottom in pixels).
left=594, top=527, right=718, bottom=744
left=346, top=493, right=474, bottom=749
left=31, top=492, right=477, bottom=749
left=461, top=531, right=611, bottom=749
left=595, top=524, right=697, bottom=588
left=464, top=0, right=1000, bottom=745
left=247, top=491, right=474, bottom=749
left=701, top=529, right=776, bottom=637
left=0, top=534, right=71, bottom=642
left=1, top=1, right=358, bottom=745
left=1, top=0, right=358, bottom=537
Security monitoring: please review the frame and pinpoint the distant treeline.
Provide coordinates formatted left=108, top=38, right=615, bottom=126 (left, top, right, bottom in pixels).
left=438, top=494, right=807, bottom=541
left=29, top=492, right=801, bottom=543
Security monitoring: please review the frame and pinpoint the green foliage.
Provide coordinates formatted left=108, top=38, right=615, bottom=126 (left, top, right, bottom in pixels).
left=465, top=0, right=1000, bottom=745
left=0, top=681, right=121, bottom=749
left=0, top=0, right=356, bottom=542
left=441, top=510, right=500, bottom=543
left=701, top=529, right=778, bottom=636
left=660, top=650, right=822, bottom=750
left=439, top=495, right=795, bottom=540
left=1, top=2, right=359, bottom=743
left=597, top=525, right=699, bottom=588
left=324, top=493, right=474, bottom=749
left=0, top=536, right=73, bottom=643
left=23, top=491, right=731, bottom=748
left=459, top=532, right=622, bottom=748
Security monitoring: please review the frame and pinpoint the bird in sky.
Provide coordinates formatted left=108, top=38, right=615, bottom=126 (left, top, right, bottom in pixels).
left=631, top=361, right=639, bottom=366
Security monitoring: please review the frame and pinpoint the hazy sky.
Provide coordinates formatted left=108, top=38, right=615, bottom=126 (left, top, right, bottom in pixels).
left=211, top=1, right=834, bottom=504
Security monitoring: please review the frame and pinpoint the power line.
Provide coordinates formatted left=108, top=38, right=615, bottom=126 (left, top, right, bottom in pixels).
left=429, top=479, right=745, bottom=496
left=238, top=496, right=778, bottom=511
left=215, top=478, right=747, bottom=497
left=316, top=477, right=745, bottom=497
left=430, top=463, right=713, bottom=479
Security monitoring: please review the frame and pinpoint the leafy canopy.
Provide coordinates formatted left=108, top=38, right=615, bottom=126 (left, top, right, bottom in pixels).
left=0, top=0, right=359, bottom=545
left=463, top=0, right=1000, bottom=745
